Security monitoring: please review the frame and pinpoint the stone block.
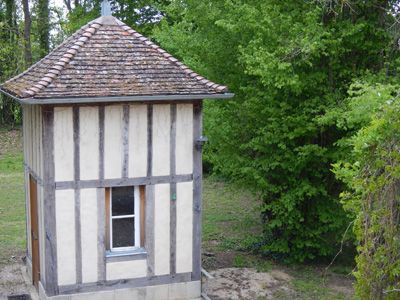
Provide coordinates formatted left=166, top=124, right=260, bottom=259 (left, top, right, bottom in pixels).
left=145, top=284, right=169, bottom=300
left=71, top=290, right=114, bottom=300
left=186, top=281, right=201, bottom=299
left=168, top=282, right=187, bottom=300
left=114, top=287, right=142, bottom=300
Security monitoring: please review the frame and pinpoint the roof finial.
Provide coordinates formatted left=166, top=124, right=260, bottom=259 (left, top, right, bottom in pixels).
left=101, top=0, right=112, bottom=16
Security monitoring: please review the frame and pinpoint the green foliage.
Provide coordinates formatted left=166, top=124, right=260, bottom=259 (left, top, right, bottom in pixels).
left=0, top=0, right=22, bottom=125
left=0, top=130, right=25, bottom=265
left=63, top=0, right=165, bottom=37
left=37, top=0, right=50, bottom=57
left=153, top=0, right=396, bottom=262
left=331, top=79, right=400, bottom=299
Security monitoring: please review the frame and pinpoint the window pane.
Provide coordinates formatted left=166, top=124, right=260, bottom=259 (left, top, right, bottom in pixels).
left=112, top=217, right=135, bottom=248
left=112, top=186, right=134, bottom=216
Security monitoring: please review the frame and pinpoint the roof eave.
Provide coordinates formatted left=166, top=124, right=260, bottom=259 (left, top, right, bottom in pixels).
left=0, top=89, right=26, bottom=105
left=0, top=89, right=235, bottom=105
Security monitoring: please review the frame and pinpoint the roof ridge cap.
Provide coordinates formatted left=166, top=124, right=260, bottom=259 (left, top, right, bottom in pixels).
left=20, top=20, right=102, bottom=98
left=115, top=19, right=228, bottom=93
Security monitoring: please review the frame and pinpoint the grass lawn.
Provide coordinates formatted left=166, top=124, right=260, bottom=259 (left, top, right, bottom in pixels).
left=0, top=128, right=25, bottom=265
left=0, top=128, right=354, bottom=299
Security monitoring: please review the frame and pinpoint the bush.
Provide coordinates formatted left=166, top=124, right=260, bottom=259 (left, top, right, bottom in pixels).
left=333, top=81, right=400, bottom=299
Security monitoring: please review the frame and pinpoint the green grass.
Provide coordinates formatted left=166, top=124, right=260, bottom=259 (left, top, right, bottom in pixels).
left=232, top=253, right=272, bottom=272
left=286, top=266, right=350, bottom=300
left=202, top=177, right=263, bottom=252
left=0, top=150, right=25, bottom=265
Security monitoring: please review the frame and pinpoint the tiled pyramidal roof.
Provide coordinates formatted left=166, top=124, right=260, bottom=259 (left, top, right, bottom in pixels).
left=1, top=16, right=229, bottom=102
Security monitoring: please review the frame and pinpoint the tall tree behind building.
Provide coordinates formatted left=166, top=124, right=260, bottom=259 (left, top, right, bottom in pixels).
left=22, top=0, right=32, bottom=66
left=37, top=0, right=49, bottom=57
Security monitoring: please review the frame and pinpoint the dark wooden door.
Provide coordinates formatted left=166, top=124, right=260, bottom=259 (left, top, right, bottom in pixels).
left=29, top=175, right=40, bottom=289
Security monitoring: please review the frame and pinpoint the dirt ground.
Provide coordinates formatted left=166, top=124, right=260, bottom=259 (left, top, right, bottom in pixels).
left=204, top=267, right=293, bottom=300
left=0, top=262, right=37, bottom=300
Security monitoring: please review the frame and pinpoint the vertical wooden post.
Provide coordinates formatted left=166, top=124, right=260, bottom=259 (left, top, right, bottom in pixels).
left=42, top=105, right=58, bottom=295
left=73, top=106, right=82, bottom=284
left=99, top=105, right=105, bottom=183
left=147, top=104, right=153, bottom=178
left=97, top=187, right=106, bottom=282
left=145, top=185, right=155, bottom=276
left=122, top=104, right=129, bottom=178
left=192, top=100, right=203, bottom=281
left=170, top=104, right=177, bottom=275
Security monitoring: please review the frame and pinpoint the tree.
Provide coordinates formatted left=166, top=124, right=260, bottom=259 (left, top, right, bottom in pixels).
left=153, top=0, right=398, bottom=261
left=37, top=0, right=50, bottom=57
left=0, top=0, right=21, bottom=126
left=22, top=0, right=32, bottom=66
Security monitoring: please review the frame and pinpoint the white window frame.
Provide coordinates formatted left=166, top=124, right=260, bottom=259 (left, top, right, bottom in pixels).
left=109, top=186, right=140, bottom=252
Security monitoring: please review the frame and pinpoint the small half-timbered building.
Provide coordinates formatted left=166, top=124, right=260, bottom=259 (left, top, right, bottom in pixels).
left=0, top=4, right=233, bottom=299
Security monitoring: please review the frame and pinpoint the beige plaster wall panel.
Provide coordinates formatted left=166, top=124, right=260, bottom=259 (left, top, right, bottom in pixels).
left=104, top=105, right=123, bottom=179
left=80, top=188, right=98, bottom=283
left=79, top=107, right=99, bottom=180
left=106, top=259, right=147, bottom=281
left=128, top=104, right=147, bottom=178
left=54, top=107, right=74, bottom=182
left=154, top=183, right=170, bottom=275
left=176, top=181, right=193, bottom=273
left=152, top=105, right=170, bottom=176
left=176, top=104, right=193, bottom=175
left=55, top=189, right=76, bottom=285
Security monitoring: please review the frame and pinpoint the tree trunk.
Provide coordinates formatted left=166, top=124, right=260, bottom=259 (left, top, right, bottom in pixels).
left=5, top=0, right=15, bottom=42
left=22, top=0, right=32, bottom=66
left=38, top=0, right=50, bottom=57
left=63, top=0, right=72, bottom=12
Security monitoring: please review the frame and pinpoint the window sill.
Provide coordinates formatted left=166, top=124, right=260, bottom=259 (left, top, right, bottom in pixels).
left=105, top=248, right=147, bottom=262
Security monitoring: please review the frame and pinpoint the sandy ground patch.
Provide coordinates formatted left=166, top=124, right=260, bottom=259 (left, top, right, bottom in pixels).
left=204, top=267, right=293, bottom=300
left=0, top=263, right=37, bottom=300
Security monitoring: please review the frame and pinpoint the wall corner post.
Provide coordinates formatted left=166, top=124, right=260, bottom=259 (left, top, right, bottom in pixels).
left=42, top=105, right=58, bottom=296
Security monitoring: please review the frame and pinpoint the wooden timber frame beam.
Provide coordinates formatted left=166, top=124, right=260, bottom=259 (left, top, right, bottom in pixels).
left=42, top=105, right=58, bottom=296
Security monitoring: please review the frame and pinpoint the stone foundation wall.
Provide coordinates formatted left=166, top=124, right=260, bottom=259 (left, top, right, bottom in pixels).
left=38, top=280, right=201, bottom=300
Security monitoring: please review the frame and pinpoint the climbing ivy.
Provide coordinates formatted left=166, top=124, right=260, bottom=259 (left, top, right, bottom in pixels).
left=331, top=79, right=400, bottom=299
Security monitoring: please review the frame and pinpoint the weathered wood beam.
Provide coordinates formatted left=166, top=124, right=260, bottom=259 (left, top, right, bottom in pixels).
left=58, top=272, right=193, bottom=294
left=97, top=188, right=106, bottom=282
left=147, top=104, right=153, bottom=178
left=73, top=106, right=82, bottom=285
left=170, top=104, right=177, bottom=275
left=24, top=163, right=44, bottom=186
left=122, top=104, right=129, bottom=178
left=42, top=105, right=58, bottom=295
left=99, top=105, right=105, bottom=182
left=192, top=101, right=203, bottom=281
left=145, top=185, right=155, bottom=277
left=54, top=174, right=193, bottom=190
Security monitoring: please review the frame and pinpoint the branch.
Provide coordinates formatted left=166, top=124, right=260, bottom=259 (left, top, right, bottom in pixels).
left=323, top=220, right=355, bottom=278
